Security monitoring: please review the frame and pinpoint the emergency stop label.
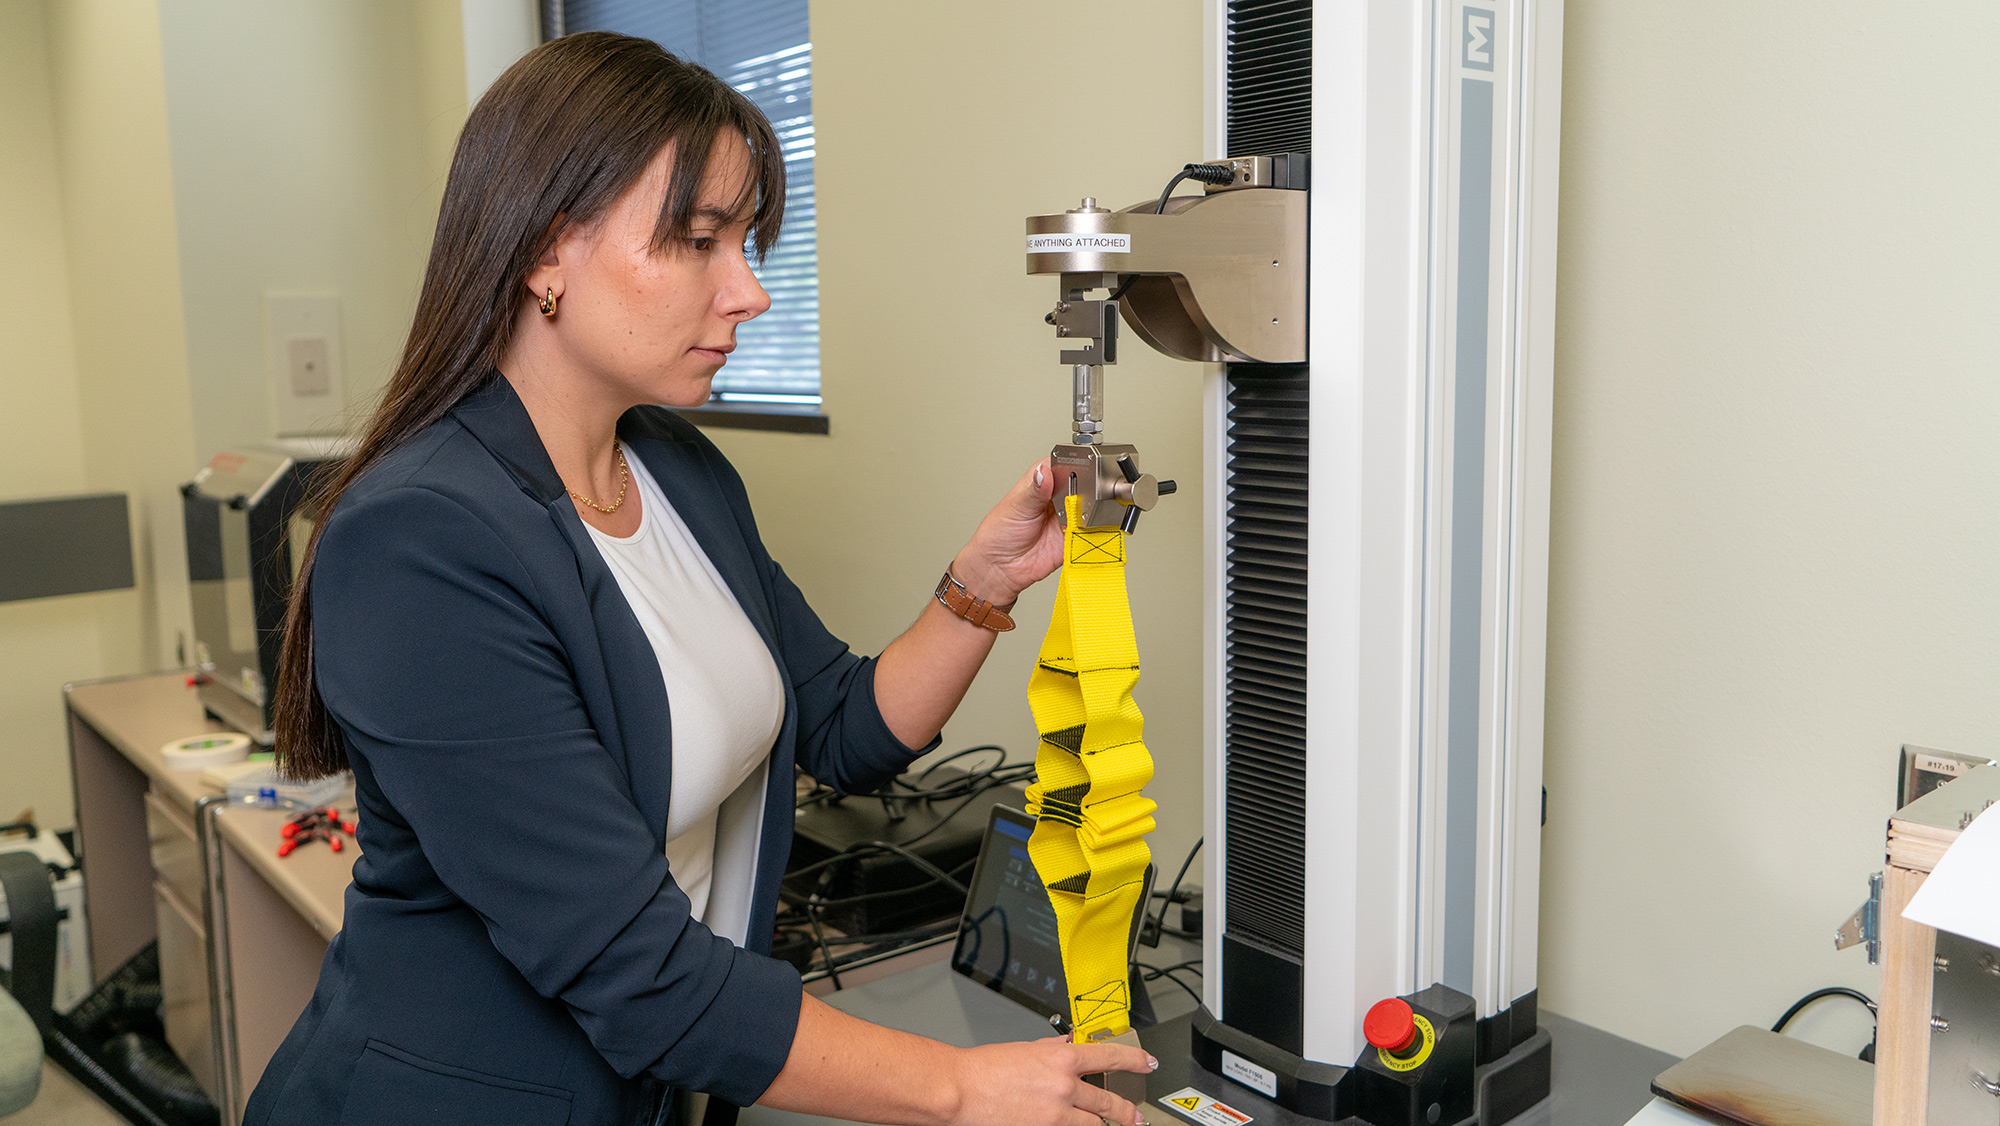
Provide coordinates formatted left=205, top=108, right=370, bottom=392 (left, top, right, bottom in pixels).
left=1026, top=233, right=1131, bottom=253
left=1161, top=1087, right=1253, bottom=1126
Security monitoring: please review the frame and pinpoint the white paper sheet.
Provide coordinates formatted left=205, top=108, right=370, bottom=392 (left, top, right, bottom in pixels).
left=1623, top=1099, right=1715, bottom=1126
left=1904, top=799, right=2000, bottom=945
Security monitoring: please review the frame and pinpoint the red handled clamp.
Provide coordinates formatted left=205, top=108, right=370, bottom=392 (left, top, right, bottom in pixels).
left=277, top=806, right=356, bottom=858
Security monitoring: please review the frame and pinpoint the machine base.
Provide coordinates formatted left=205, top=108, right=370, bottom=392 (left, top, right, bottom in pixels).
left=1472, top=1026, right=1552, bottom=1126
left=1179, top=1000, right=1551, bottom=1126
left=1189, top=1006, right=1350, bottom=1120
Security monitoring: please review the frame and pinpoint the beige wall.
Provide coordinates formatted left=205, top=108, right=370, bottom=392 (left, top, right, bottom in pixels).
left=47, top=0, right=200, bottom=684
left=708, top=0, right=1211, bottom=875
left=0, top=0, right=465, bottom=832
left=156, top=0, right=463, bottom=458
left=0, top=0, right=114, bottom=830
left=13, top=0, right=1995, bottom=1064
left=0, top=0, right=196, bottom=832
left=1539, top=1, right=2000, bottom=1056
left=778, top=0, right=2000, bottom=1061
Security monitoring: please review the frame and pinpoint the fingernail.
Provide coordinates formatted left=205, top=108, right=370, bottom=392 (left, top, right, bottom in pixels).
left=1034, top=466, right=1044, bottom=488
left=1137, top=1114, right=1150, bottom=1125
left=1147, top=1055, right=1159, bottom=1072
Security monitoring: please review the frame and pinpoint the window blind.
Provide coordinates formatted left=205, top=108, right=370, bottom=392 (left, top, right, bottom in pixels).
left=548, top=0, right=821, bottom=406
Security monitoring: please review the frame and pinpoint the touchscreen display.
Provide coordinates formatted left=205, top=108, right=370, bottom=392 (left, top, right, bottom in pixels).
left=950, top=808, right=1069, bottom=1019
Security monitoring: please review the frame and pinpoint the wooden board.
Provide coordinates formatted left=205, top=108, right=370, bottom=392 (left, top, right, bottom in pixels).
left=1651, top=1025, right=1870, bottom=1126
left=1874, top=864, right=1935, bottom=1126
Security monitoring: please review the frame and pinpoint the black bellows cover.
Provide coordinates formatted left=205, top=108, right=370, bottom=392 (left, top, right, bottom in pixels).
left=1222, top=368, right=1309, bottom=959
left=1227, top=0, right=1312, bottom=158
left=1221, top=0, right=1310, bottom=976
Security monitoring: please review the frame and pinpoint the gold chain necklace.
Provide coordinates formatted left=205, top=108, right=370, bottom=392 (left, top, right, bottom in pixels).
left=568, top=445, right=631, bottom=514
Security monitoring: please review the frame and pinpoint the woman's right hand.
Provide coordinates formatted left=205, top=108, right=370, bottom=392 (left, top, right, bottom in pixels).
left=760, top=994, right=1155, bottom=1126
left=947, top=1036, right=1156, bottom=1126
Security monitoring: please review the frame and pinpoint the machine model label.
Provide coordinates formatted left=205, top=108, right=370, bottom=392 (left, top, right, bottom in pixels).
left=1161, top=1088, right=1253, bottom=1126
left=1219, top=1052, right=1278, bottom=1098
left=1026, top=233, right=1131, bottom=254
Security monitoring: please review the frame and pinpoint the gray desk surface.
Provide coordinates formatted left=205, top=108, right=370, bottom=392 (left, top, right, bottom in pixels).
left=738, top=961, right=1677, bottom=1126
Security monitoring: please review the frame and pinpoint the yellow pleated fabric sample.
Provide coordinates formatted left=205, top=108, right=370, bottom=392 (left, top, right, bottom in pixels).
left=1025, top=494, right=1157, bottom=1043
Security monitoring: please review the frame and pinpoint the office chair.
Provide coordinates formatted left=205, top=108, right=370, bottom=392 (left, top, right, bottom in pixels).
left=0, top=848, right=57, bottom=1116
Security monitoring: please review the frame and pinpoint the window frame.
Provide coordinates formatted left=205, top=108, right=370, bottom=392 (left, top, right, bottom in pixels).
left=537, top=0, right=829, bottom=435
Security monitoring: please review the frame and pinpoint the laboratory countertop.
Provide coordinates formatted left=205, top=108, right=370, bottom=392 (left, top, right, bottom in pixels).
left=68, top=675, right=1684, bottom=1126
left=66, top=672, right=238, bottom=814
left=68, top=672, right=359, bottom=937
left=742, top=961, right=1682, bottom=1126
left=214, top=803, right=353, bottom=941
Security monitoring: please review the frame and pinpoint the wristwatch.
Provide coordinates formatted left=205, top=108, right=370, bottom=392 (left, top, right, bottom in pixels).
left=934, top=569, right=1017, bottom=632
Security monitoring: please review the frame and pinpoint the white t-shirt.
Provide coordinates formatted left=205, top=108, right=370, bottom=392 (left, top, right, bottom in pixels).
left=583, top=444, right=784, bottom=942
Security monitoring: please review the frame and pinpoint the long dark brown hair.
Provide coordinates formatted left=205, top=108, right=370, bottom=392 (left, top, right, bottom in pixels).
left=275, top=32, right=785, bottom=779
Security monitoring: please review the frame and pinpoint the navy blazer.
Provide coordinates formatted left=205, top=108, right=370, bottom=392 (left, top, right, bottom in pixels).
left=245, top=377, right=933, bottom=1126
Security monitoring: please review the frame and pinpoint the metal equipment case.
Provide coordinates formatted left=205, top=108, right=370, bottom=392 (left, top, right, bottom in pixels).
left=1876, top=763, right=2000, bottom=1124
left=181, top=440, right=349, bottom=743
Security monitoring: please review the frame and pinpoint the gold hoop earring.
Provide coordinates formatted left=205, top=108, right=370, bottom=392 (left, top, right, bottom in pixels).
left=539, top=287, right=558, bottom=317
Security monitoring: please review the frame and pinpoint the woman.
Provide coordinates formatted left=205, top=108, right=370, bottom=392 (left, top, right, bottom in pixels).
left=246, top=31, right=1151, bottom=1126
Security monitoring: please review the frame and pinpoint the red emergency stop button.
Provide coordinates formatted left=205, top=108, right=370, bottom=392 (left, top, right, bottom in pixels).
left=1364, top=998, right=1419, bottom=1054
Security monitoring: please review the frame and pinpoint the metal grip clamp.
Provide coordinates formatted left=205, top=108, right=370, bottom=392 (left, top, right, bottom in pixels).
left=1027, top=157, right=1307, bottom=534
left=1051, top=443, right=1175, bottom=534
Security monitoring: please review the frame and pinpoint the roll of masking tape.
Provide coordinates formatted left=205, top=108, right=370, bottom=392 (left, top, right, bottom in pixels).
left=161, top=733, right=251, bottom=771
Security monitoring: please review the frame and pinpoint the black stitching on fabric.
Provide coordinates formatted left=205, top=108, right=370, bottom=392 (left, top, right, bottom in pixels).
left=1042, top=725, right=1087, bottom=754
left=1049, top=872, right=1091, bottom=895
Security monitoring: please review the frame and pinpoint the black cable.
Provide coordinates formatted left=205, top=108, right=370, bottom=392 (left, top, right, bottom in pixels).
left=916, top=745, right=1008, bottom=783
left=1771, top=986, right=1876, bottom=1034
left=1073, top=163, right=1236, bottom=310
left=787, top=748, right=1029, bottom=967
left=1144, top=836, right=1203, bottom=943
left=813, top=921, right=959, bottom=949
left=1136, top=962, right=1203, bottom=1005
left=838, top=840, right=970, bottom=895
left=1154, top=162, right=1234, bottom=215
left=1153, top=171, right=1198, bottom=216
left=783, top=840, right=966, bottom=891
left=805, top=906, right=843, bottom=991
left=1162, top=837, right=1203, bottom=908
left=799, top=747, right=1031, bottom=807
left=783, top=839, right=971, bottom=925
left=888, top=762, right=1035, bottom=802
left=888, top=789, right=997, bottom=852
left=777, top=918, right=961, bottom=983
left=779, top=852, right=978, bottom=909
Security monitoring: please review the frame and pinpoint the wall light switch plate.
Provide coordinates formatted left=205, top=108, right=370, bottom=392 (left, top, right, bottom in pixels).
left=266, top=293, right=346, bottom=436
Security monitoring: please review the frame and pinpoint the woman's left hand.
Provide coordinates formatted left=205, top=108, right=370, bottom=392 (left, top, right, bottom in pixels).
left=950, top=458, right=1063, bottom=609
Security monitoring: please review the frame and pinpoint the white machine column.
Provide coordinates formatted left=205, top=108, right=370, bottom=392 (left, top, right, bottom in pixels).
left=1194, top=0, right=1563, bottom=1119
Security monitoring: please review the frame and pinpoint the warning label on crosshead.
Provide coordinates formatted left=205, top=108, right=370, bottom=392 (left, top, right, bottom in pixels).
left=1160, top=1087, right=1254, bottom=1126
left=1026, top=233, right=1131, bottom=253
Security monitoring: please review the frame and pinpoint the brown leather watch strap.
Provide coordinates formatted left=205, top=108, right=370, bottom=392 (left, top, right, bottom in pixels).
left=934, top=569, right=1017, bottom=632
